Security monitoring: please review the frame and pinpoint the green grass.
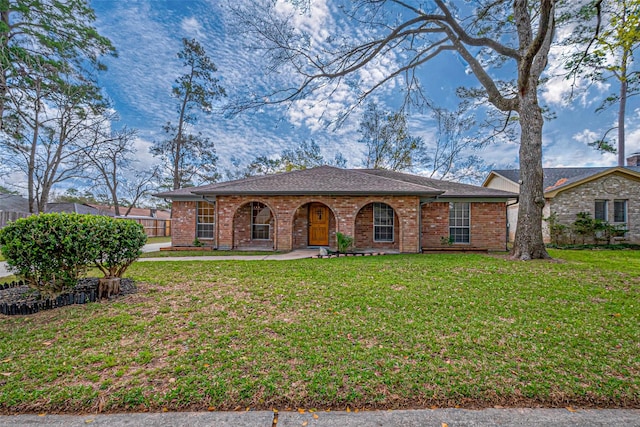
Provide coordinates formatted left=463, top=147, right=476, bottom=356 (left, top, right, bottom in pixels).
left=145, top=236, right=172, bottom=244
left=0, top=250, right=638, bottom=413
left=139, top=250, right=280, bottom=258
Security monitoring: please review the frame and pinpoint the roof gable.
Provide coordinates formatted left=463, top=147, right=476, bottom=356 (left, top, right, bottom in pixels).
left=485, top=166, right=640, bottom=197
left=544, top=167, right=640, bottom=197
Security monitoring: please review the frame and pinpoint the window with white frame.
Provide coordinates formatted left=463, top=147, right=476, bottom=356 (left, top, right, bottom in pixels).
left=614, top=200, right=627, bottom=223
left=449, top=202, right=470, bottom=244
left=252, top=202, right=272, bottom=240
left=373, top=203, right=394, bottom=242
left=595, top=200, right=608, bottom=221
left=196, top=201, right=215, bottom=239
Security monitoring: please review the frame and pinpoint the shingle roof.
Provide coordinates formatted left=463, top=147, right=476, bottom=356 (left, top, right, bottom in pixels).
left=0, top=192, right=29, bottom=213
left=492, top=166, right=640, bottom=192
left=359, top=169, right=517, bottom=198
left=88, top=204, right=171, bottom=219
left=45, top=203, right=104, bottom=215
left=155, top=166, right=516, bottom=199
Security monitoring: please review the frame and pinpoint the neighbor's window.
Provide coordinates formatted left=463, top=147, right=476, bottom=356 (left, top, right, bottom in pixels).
left=449, top=202, right=470, bottom=244
left=252, top=202, right=272, bottom=240
left=373, top=203, right=394, bottom=242
left=196, top=201, right=215, bottom=239
left=614, top=200, right=627, bottom=223
left=595, top=200, right=608, bottom=221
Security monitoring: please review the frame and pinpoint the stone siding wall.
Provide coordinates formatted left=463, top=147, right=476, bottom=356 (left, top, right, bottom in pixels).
left=548, top=173, right=640, bottom=243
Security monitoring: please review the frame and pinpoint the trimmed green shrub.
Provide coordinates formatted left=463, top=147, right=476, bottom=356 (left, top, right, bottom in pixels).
left=0, top=214, right=99, bottom=295
left=92, top=217, right=147, bottom=278
left=0, top=213, right=147, bottom=296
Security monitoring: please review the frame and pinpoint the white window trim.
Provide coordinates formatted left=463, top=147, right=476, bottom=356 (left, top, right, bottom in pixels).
left=449, top=202, right=471, bottom=244
left=196, top=201, right=215, bottom=240
left=373, top=202, right=394, bottom=242
left=251, top=202, right=271, bottom=241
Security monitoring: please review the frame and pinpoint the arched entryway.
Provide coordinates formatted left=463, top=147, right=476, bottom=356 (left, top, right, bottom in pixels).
left=232, top=201, right=275, bottom=250
left=291, top=201, right=336, bottom=249
left=354, top=201, right=400, bottom=251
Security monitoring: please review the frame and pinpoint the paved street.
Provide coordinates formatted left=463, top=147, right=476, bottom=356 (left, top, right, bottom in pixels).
left=0, top=408, right=638, bottom=426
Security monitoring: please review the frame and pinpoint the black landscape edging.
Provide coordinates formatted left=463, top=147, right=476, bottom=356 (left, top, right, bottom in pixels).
left=0, top=282, right=98, bottom=316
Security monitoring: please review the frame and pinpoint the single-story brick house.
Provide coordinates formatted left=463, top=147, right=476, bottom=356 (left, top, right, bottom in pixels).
left=155, top=166, right=516, bottom=253
left=483, top=155, right=640, bottom=243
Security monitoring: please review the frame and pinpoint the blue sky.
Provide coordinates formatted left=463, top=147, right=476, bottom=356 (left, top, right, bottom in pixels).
left=89, top=0, right=640, bottom=182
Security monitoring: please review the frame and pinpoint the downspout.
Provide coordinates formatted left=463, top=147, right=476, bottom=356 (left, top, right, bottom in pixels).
left=419, top=200, right=426, bottom=253
left=505, top=198, right=519, bottom=251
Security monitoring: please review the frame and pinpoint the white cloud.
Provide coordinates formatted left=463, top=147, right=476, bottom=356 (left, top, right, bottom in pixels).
left=88, top=0, right=639, bottom=188
left=181, top=17, right=204, bottom=39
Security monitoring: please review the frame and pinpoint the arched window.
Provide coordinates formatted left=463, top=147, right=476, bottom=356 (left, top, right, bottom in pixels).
left=373, top=202, right=394, bottom=242
left=252, top=202, right=272, bottom=240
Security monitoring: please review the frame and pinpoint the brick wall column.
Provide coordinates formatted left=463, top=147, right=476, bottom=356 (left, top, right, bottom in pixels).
left=171, top=201, right=196, bottom=246
left=398, top=199, right=420, bottom=253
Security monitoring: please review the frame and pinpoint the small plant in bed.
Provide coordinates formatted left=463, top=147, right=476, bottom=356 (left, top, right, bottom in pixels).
left=336, top=232, right=355, bottom=253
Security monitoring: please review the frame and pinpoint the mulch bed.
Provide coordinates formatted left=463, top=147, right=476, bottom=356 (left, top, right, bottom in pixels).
left=0, top=278, right=137, bottom=316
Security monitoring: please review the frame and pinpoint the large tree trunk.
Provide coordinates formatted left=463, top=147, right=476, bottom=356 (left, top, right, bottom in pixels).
left=511, top=92, right=550, bottom=260
left=618, top=74, right=627, bottom=167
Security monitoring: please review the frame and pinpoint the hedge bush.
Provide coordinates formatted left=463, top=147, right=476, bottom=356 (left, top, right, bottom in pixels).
left=91, top=216, right=147, bottom=278
left=0, top=213, right=146, bottom=296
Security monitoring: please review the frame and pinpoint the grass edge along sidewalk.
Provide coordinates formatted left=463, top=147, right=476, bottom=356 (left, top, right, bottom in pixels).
left=0, top=250, right=638, bottom=413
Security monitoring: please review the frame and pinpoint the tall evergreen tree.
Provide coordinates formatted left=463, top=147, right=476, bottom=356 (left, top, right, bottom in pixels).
left=0, top=0, right=115, bottom=130
left=565, top=0, right=640, bottom=165
left=151, top=38, right=225, bottom=190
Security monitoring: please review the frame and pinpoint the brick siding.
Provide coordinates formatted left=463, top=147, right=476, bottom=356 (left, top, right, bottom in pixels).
left=171, top=195, right=507, bottom=252
left=421, top=202, right=507, bottom=251
left=171, top=201, right=197, bottom=247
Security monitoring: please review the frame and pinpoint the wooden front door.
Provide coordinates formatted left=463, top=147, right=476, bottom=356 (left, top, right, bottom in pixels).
left=308, top=203, right=329, bottom=246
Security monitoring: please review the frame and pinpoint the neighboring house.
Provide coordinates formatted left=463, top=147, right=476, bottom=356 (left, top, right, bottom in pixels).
left=0, top=192, right=29, bottom=213
left=154, top=166, right=516, bottom=253
left=87, top=204, right=171, bottom=220
left=88, top=204, right=172, bottom=237
left=0, top=192, right=30, bottom=228
left=483, top=154, right=640, bottom=243
left=45, top=203, right=104, bottom=215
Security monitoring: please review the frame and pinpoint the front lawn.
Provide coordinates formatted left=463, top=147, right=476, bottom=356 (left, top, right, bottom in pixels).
left=0, top=250, right=638, bottom=413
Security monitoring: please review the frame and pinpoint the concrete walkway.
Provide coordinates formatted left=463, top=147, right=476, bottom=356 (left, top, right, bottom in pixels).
left=136, top=248, right=319, bottom=262
left=0, top=408, right=638, bottom=426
